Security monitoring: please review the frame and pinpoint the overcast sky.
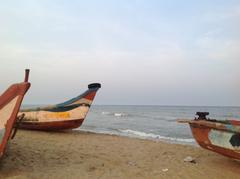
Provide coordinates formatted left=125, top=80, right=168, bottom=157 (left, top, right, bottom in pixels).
left=0, top=0, right=239, bottom=106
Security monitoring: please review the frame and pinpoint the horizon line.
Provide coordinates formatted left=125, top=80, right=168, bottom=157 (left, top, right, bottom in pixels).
left=22, top=104, right=240, bottom=108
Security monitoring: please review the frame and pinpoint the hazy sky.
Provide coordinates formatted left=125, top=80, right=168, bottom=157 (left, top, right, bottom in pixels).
left=0, top=0, right=239, bottom=106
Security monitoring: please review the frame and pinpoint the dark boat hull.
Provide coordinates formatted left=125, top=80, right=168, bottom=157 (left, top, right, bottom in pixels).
left=18, top=119, right=84, bottom=131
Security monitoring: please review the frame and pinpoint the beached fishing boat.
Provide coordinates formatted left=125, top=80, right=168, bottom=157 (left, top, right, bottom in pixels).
left=179, top=112, right=240, bottom=160
left=18, top=83, right=101, bottom=131
left=0, top=69, right=31, bottom=158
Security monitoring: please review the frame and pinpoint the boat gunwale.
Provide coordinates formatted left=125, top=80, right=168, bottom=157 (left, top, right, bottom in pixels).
left=178, top=119, right=240, bottom=133
left=20, top=85, right=101, bottom=112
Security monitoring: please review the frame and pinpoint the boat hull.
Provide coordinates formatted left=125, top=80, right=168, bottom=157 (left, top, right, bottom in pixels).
left=18, top=83, right=101, bottom=131
left=18, top=119, right=84, bottom=131
left=188, top=121, right=240, bottom=160
left=0, top=70, right=30, bottom=158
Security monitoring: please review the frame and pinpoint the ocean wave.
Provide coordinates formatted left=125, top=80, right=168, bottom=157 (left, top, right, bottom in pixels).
left=101, top=111, right=111, bottom=115
left=101, top=111, right=129, bottom=117
left=114, top=113, right=127, bottom=117
left=101, top=111, right=187, bottom=122
left=120, top=129, right=195, bottom=143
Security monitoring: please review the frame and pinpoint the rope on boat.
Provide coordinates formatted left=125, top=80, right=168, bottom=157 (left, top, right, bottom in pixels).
left=11, top=113, right=25, bottom=139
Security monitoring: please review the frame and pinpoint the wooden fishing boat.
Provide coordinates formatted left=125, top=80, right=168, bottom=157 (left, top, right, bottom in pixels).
left=0, top=69, right=31, bottom=158
left=179, top=112, right=240, bottom=160
left=18, top=83, right=101, bottom=131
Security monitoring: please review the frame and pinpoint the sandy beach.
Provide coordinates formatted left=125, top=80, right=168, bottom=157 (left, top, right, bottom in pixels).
left=0, top=130, right=239, bottom=179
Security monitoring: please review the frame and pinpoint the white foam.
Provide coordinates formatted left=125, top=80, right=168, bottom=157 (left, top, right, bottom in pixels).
left=114, top=113, right=125, bottom=117
left=102, top=111, right=111, bottom=115
left=101, top=112, right=127, bottom=117
left=120, top=129, right=195, bottom=143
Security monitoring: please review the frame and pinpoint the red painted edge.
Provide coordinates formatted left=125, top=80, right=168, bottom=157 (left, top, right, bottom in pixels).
left=0, top=82, right=30, bottom=158
left=18, top=119, right=84, bottom=131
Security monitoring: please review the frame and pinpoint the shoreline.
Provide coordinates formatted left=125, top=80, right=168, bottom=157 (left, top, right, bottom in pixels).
left=0, top=130, right=240, bottom=178
left=77, top=128, right=196, bottom=146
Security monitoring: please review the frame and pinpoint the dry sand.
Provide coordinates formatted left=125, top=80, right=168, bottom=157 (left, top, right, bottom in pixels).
left=0, top=130, right=240, bottom=179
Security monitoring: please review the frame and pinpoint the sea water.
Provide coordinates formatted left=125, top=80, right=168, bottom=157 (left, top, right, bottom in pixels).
left=80, top=105, right=240, bottom=145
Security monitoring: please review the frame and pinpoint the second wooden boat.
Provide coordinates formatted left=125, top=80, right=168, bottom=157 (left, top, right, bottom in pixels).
left=18, top=83, right=101, bottom=131
left=179, top=112, right=240, bottom=160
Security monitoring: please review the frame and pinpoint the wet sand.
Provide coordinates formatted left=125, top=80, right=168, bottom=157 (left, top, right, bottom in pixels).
left=0, top=130, right=240, bottom=179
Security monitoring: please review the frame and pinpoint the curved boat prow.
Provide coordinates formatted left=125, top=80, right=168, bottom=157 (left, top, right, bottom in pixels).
left=19, top=83, right=101, bottom=131
left=55, top=83, right=101, bottom=109
left=0, top=69, right=31, bottom=158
